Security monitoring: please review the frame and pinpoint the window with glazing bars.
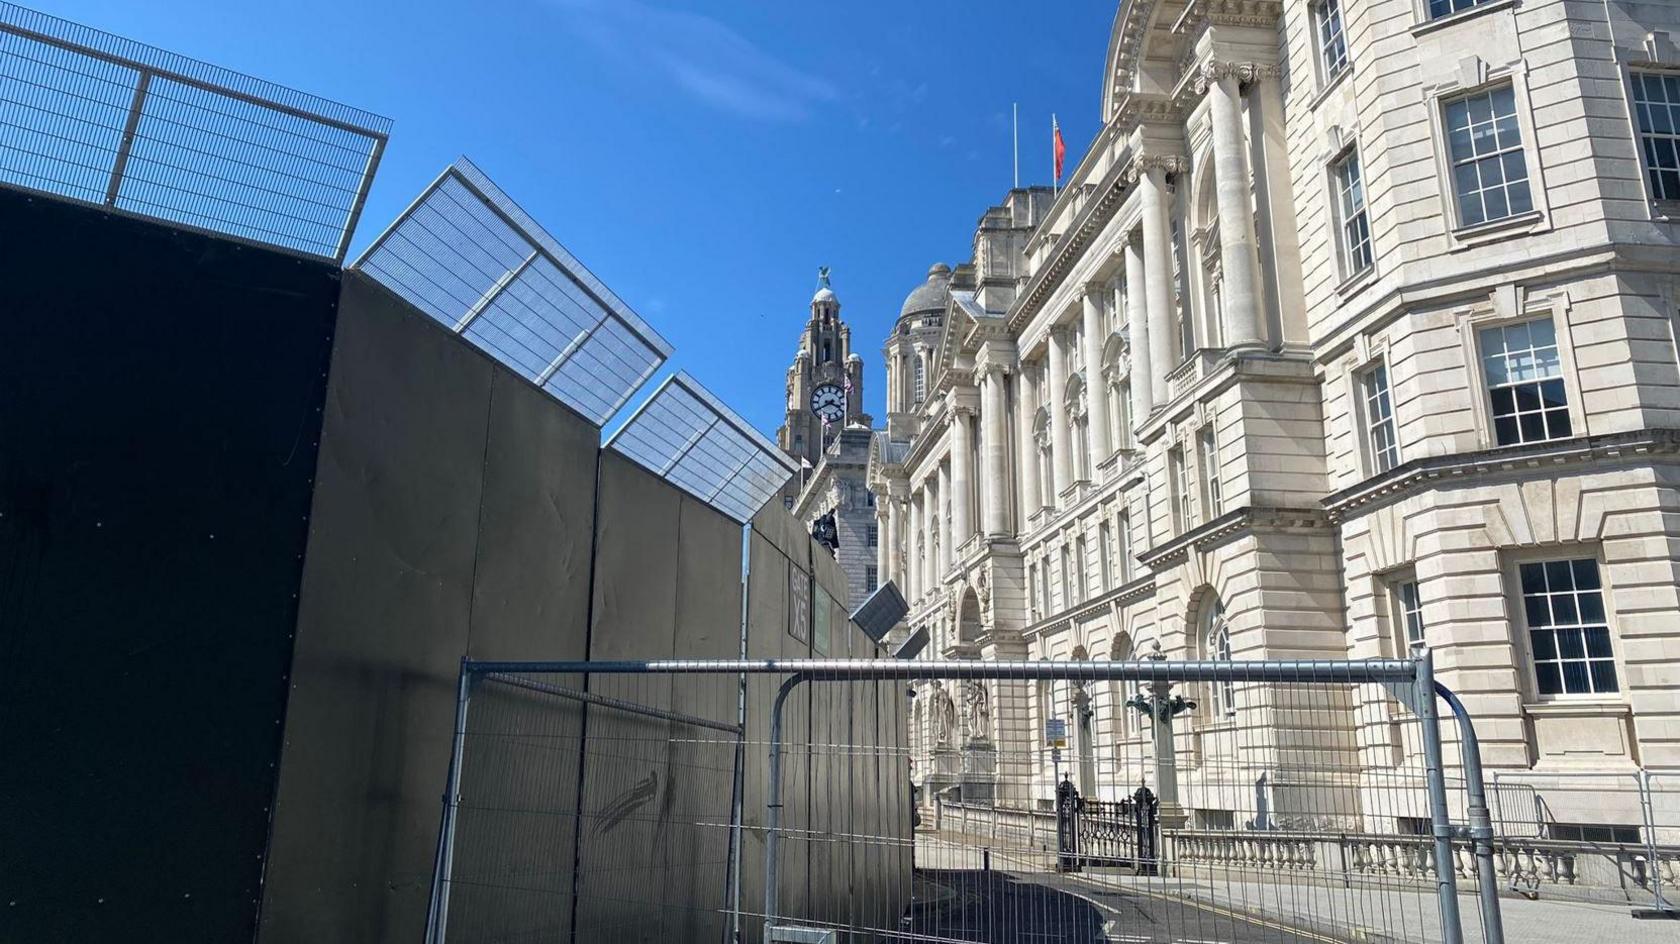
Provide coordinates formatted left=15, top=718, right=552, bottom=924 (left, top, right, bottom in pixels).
left=1479, top=318, right=1569, bottom=445
left=1520, top=559, right=1617, bottom=696
left=1361, top=362, right=1399, bottom=472
left=1316, top=0, right=1348, bottom=79
left=865, top=565, right=878, bottom=593
left=1333, top=149, right=1373, bottom=276
left=1117, top=512, right=1132, bottom=583
left=1428, top=0, right=1494, bottom=19
left=1098, top=521, right=1112, bottom=591
left=1169, top=446, right=1190, bottom=531
left=1198, top=426, right=1223, bottom=518
left=1444, top=85, right=1532, bottom=227
left=1396, top=579, right=1425, bottom=648
left=1632, top=71, right=1680, bottom=202
left=867, top=523, right=879, bottom=547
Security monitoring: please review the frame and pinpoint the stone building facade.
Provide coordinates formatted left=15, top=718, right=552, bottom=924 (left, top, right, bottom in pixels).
left=778, top=272, right=877, bottom=605
left=869, top=0, right=1680, bottom=834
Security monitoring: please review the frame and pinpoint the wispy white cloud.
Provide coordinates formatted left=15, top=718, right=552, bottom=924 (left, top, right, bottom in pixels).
left=547, top=0, right=837, bottom=122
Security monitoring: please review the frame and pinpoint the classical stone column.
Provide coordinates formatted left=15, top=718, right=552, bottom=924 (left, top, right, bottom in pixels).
left=1124, top=235, right=1154, bottom=422
left=1079, top=285, right=1112, bottom=464
left=1138, top=163, right=1175, bottom=406
left=887, top=495, right=904, bottom=589
left=876, top=503, right=891, bottom=588
left=980, top=366, right=1010, bottom=537
left=913, top=487, right=927, bottom=597
left=1016, top=365, right=1041, bottom=521
left=1046, top=326, right=1072, bottom=499
left=936, top=461, right=951, bottom=576
left=950, top=403, right=974, bottom=552
left=1208, top=68, right=1265, bottom=351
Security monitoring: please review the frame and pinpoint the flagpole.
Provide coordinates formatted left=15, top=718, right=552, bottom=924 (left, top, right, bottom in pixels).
left=1052, top=113, right=1058, bottom=197
left=1012, top=102, right=1019, bottom=189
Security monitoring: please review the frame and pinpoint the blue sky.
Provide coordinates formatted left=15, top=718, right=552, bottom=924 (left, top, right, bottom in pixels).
left=47, top=0, right=1115, bottom=435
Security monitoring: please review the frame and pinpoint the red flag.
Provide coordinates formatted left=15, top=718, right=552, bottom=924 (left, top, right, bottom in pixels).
left=1053, top=114, right=1066, bottom=183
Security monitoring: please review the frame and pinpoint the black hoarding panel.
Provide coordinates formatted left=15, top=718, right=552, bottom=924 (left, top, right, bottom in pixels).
left=574, top=451, right=682, bottom=940
left=442, top=368, right=599, bottom=943
left=467, top=370, right=598, bottom=662
left=259, top=272, right=493, bottom=942
left=0, top=188, right=339, bottom=942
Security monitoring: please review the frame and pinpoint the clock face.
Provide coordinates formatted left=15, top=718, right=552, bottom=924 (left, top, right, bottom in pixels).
left=810, top=383, right=846, bottom=423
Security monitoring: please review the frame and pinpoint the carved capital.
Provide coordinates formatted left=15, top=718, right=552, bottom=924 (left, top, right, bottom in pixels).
left=1126, top=153, right=1189, bottom=186
left=1192, top=58, right=1281, bottom=95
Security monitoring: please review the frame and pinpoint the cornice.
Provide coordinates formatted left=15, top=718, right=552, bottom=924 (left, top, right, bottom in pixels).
left=1323, top=429, right=1680, bottom=523
left=1137, top=505, right=1331, bottom=569
left=1023, top=574, right=1158, bottom=642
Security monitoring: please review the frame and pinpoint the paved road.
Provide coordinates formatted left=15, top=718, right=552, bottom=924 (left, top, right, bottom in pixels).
left=900, top=867, right=1320, bottom=944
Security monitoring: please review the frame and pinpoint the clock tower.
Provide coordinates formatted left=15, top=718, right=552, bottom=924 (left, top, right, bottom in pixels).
left=773, top=269, right=881, bottom=609
left=776, top=267, right=868, bottom=468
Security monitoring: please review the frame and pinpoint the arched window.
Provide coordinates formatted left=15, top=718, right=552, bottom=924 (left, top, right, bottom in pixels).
left=1109, top=633, right=1135, bottom=738
left=1204, top=600, right=1234, bottom=718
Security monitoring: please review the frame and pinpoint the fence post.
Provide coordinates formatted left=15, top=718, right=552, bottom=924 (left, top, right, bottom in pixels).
left=105, top=70, right=151, bottom=206
left=763, top=673, right=805, bottom=943
left=424, top=662, right=474, bottom=944
left=1415, top=650, right=1465, bottom=944
left=1636, top=768, right=1676, bottom=917
left=1432, top=678, right=1507, bottom=944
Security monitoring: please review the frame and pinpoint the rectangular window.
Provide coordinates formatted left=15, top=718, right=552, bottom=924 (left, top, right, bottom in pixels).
left=1098, top=521, right=1112, bottom=592
left=866, top=523, right=879, bottom=547
left=1332, top=149, right=1373, bottom=276
left=1480, top=318, right=1570, bottom=446
left=1074, top=535, right=1088, bottom=601
left=1169, top=446, right=1190, bottom=531
left=1116, top=380, right=1132, bottom=449
left=1171, top=217, right=1195, bottom=359
left=865, top=565, right=878, bottom=593
left=1198, top=426, right=1223, bottom=518
left=1315, top=0, right=1348, bottom=80
left=1059, top=547, right=1072, bottom=611
left=1632, top=71, right=1680, bottom=202
left=1116, top=512, right=1132, bottom=583
left=1427, top=0, right=1494, bottom=19
left=1444, top=85, right=1532, bottom=228
left=1396, top=579, right=1425, bottom=649
left=1520, top=558, right=1617, bottom=697
left=1041, top=559, right=1053, bottom=615
left=1547, top=822, right=1641, bottom=844
left=1361, top=362, right=1400, bottom=472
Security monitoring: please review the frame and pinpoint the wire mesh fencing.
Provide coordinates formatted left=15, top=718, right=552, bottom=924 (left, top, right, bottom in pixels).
left=0, top=1, right=388, bottom=260
left=426, top=656, right=1504, bottom=944
left=1482, top=769, right=1678, bottom=913
left=353, top=158, right=671, bottom=427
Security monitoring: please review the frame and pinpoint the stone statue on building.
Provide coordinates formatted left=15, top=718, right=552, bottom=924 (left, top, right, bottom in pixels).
left=930, top=681, right=957, bottom=746
left=962, top=679, right=991, bottom=741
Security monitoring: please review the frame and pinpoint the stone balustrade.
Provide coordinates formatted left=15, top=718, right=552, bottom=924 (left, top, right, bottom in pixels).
left=933, top=802, right=1680, bottom=905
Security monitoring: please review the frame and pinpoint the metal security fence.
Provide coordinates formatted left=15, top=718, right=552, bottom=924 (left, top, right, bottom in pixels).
left=353, top=158, right=671, bottom=426
left=426, top=654, right=1509, bottom=944
left=0, top=2, right=388, bottom=260
left=1483, top=770, right=1678, bottom=914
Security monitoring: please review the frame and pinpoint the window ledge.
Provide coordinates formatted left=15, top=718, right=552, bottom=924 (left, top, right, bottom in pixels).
left=1523, top=700, right=1629, bottom=717
left=1308, top=64, right=1352, bottom=111
left=1333, top=263, right=1378, bottom=300
left=1650, top=199, right=1680, bottom=222
left=1411, top=0, right=1517, bottom=39
left=1449, top=209, right=1545, bottom=250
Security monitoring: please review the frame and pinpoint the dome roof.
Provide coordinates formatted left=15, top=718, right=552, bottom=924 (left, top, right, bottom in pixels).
left=899, top=263, right=951, bottom=319
left=812, top=286, right=838, bottom=305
